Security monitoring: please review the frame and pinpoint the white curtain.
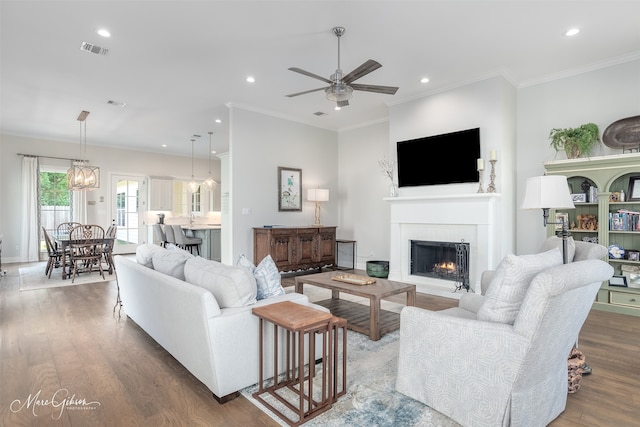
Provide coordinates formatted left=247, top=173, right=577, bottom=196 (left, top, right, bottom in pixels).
left=72, top=190, right=87, bottom=224
left=20, top=156, right=40, bottom=262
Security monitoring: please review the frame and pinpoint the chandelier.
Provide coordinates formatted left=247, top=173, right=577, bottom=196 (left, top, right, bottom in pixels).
left=202, top=131, right=217, bottom=192
left=186, top=138, right=200, bottom=193
left=67, top=110, right=100, bottom=190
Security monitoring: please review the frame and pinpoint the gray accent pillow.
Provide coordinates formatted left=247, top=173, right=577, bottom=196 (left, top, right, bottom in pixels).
left=477, top=248, right=562, bottom=324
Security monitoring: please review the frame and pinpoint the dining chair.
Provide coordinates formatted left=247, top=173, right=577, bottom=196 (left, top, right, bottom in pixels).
left=171, top=225, right=202, bottom=255
left=43, top=227, right=62, bottom=278
left=153, top=223, right=167, bottom=247
left=55, top=222, right=82, bottom=252
left=101, top=225, right=117, bottom=274
left=56, top=221, right=82, bottom=236
left=68, top=224, right=106, bottom=283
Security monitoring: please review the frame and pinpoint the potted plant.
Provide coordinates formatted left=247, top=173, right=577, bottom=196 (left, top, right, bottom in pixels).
left=549, top=123, right=601, bottom=159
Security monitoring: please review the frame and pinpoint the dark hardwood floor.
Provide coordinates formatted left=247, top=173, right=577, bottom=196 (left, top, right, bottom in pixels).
left=1, top=263, right=638, bottom=426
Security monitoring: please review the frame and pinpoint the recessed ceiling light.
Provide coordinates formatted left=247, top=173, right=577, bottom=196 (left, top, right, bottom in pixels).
left=211, top=150, right=216, bottom=154
left=161, top=144, right=167, bottom=148
left=246, top=76, right=255, bottom=83
left=97, top=28, right=111, bottom=38
left=215, top=119, right=222, bottom=123
left=565, top=28, right=580, bottom=37
left=334, top=105, right=342, bottom=111
left=420, top=77, right=430, bottom=84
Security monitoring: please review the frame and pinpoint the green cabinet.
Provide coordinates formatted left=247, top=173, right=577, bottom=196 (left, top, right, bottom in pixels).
left=544, top=153, right=640, bottom=317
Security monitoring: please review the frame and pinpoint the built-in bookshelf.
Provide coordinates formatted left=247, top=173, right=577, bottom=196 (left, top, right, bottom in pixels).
left=544, top=153, right=640, bottom=317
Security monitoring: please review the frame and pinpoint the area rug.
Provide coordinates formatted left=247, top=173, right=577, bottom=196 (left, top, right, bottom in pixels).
left=19, top=262, right=113, bottom=291
left=242, top=286, right=461, bottom=427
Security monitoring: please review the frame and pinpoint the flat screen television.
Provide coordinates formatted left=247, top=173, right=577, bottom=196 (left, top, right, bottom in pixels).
left=396, top=127, right=481, bottom=187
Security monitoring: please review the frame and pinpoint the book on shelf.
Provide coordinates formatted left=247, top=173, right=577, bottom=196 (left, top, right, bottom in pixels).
left=609, top=210, right=640, bottom=232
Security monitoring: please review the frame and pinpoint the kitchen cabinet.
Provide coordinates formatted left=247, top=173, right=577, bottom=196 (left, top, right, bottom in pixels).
left=149, top=177, right=173, bottom=211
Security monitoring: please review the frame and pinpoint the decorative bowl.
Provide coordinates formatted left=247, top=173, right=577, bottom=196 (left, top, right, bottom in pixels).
left=366, top=260, right=389, bottom=278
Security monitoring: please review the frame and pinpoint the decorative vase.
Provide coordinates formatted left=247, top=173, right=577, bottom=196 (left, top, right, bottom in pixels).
left=389, top=182, right=398, bottom=197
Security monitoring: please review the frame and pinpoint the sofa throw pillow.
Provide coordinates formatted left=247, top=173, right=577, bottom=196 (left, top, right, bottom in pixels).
left=539, top=236, right=576, bottom=263
left=254, top=255, right=286, bottom=300
left=151, top=248, right=193, bottom=281
left=136, top=243, right=166, bottom=268
left=236, top=254, right=256, bottom=274
left=477, top=248, right=562, bottom=324
left=185, top=257, right=257, bottom=308
left=236, top=254, right=285, bottom=300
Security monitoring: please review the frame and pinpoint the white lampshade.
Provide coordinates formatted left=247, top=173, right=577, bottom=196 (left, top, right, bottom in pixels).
left=308, top=188, right=329, bottom=202
left=521, top=175, right=575, bottom=209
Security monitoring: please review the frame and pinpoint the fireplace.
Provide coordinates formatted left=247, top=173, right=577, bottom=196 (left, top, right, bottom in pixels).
left=411, top=240, right=470, bottom=291
left=386, top=193, right=503, bottom=297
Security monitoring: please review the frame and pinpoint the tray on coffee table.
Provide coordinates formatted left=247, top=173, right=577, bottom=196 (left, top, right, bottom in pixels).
left=331, top=274, right=376, bottom=286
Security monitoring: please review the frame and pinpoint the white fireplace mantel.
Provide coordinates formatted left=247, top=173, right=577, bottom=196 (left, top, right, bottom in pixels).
left=385, top=193, right=502, bottom=298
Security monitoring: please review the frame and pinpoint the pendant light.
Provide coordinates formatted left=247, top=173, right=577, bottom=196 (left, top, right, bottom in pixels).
left=67, top=110, right=100, bottom=190
left=187, top=138, right=200, bottom=193
left=202, top=131, right=217, bottom=192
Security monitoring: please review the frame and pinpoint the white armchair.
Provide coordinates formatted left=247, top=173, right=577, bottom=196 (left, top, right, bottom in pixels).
left=396, top=255, right=613, bottom=427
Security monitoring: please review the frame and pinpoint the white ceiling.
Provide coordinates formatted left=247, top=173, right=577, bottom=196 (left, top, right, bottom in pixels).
left=2, top=1, right=640, bottom=158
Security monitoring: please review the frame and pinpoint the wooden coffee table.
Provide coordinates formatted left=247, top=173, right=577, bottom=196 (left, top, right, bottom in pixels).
left=295, top=270, right=416, bottom=341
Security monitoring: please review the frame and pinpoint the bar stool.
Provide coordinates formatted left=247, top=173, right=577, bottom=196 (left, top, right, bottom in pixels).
left=153, top=223, right=167, bottom=247
left=171, top=225, right=202, bottom=255
left=164, top=224, right=176, bottom=247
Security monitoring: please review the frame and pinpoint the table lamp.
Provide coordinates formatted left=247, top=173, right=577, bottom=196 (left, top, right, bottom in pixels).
left=521, top=175, right=575, bottom=264
left=308, top=189, right=329, bottom=226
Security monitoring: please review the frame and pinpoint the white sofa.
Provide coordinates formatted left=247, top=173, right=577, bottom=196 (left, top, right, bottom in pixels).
left=114, top=244, right=327, bottom=402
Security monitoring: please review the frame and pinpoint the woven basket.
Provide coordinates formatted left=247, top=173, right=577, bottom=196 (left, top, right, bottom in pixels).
left=567, top=347, right=586, bottom=393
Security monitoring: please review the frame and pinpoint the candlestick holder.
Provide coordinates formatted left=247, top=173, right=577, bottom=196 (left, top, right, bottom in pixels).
left=477, top=168, right=484, bottom=193
left=487, top=160, right=497, bottom=193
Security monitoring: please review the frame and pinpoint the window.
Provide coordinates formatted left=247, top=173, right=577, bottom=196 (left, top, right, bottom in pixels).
left=40, top=170, right=72, bottom=251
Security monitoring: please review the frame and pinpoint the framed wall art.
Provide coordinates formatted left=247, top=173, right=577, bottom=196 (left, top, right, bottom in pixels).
left=627, top=175, right=640, bottom=201
left=278, top=167, right=302, bottom=211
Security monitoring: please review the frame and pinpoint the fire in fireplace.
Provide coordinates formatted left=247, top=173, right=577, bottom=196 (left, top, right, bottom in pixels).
left=410, top=240, right=470, bottom=291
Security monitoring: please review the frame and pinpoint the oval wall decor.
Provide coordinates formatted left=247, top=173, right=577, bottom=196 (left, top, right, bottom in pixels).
left=602, top=115, right=640, bottom=150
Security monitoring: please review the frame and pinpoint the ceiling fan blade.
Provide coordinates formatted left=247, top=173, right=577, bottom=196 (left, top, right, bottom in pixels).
left=337, top=100, right=349, bottom=107
left=285, top=87, right=329, bottom=97
left=288, top=67, right=333, bottom=84
left=342, top=59, right=382, bottom=84
left=351, top=83, right=399, bottom=95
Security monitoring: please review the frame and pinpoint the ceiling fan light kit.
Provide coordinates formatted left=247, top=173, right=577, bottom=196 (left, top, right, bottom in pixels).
left=286, top=26, right=398, bottom=108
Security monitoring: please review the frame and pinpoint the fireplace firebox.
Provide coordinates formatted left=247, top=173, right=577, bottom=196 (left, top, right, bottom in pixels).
left=410, top=240, right=470, bottom=291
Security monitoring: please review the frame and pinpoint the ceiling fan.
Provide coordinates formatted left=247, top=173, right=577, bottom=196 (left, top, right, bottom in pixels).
left=286, top=27, right=399, bottom=108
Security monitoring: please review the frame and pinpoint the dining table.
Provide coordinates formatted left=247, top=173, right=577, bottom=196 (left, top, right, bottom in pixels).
left=54, top=233, right=115, bottom=280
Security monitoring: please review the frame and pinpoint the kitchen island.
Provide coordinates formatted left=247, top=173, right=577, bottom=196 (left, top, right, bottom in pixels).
left=182, top=225, right=221, bottom=262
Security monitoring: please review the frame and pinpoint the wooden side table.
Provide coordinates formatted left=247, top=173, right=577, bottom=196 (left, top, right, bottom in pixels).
left=252, top=301, right=334, bottom=426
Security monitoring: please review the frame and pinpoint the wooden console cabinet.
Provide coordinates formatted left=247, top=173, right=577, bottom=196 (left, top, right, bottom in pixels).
left=253, top=226, right=336, bottom=272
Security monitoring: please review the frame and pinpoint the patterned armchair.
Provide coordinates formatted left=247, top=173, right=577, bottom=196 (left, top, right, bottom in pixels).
left=396, top=250, right=612, bottom=427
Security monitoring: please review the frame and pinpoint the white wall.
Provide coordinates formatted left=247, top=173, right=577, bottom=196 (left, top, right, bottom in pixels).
left=389, top=76, right=517, bottom=262
left=516, top=59, right=640, bottom=255
left=0, top=134, right=218, bottom=262
left=228, top=107, right=338, bottom=263
left=338, top=121, right=391, bottom=268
